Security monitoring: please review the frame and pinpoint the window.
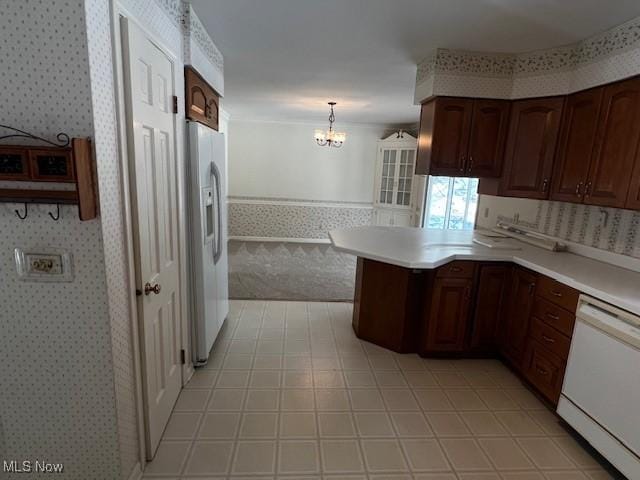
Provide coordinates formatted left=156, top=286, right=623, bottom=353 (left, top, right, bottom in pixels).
left=422, top=176, right=479, bottom=230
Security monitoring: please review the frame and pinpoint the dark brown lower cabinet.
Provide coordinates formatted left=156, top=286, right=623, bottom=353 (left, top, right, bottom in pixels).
left=497, top=266, right=538, bottom=368
left=422, top=276, right=473, bottom=353
left=351, top=258, right=579, bottom=407
left=522, top=340, right=566, bottom=404
left=352, top=258, right=425, bottom=353
left=469, top=264, right=510, bottom=353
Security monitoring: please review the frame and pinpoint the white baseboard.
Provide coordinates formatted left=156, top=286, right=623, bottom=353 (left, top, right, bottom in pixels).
left=228, top=236, right=332, bottom=245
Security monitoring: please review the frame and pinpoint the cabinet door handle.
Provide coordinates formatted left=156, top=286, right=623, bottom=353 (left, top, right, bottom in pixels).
left=541, top=334, right=555, bottom=344
left=542, top=179, right=549, bottom=193
left=536, top=366, right=549, bottom=376
left=464, top=286, right=471, bottom=300
left=545, top=312, right=560, bottom=321
left=468, top=156, right=474, bottom=170
left=528, top=283, right=536, bottom=295
left=585, top=181, right=593, bottom=197
left=575, top=182, right=583, bottom=196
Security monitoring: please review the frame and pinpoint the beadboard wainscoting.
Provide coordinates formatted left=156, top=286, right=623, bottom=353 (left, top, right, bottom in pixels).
left=228, top=197, right=374, bottom=240
left=478, top=195, right=640, bottom=261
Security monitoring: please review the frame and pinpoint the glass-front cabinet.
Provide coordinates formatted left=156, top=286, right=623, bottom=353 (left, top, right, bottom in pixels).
left=373, top=132, right=424, bottom=226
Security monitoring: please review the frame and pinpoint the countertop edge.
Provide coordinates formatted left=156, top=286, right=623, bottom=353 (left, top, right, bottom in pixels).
left=329, top=230, right=640, bottom=317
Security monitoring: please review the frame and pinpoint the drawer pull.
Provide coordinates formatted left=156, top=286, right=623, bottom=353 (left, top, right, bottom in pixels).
left=550, top=290, right=563, bottom=297
left=546, top=312, right=560, bottom=321
left=541, top=334, right=555, bottom=344
left=536, top=366, right=548, bottom=376
left=450, top=267, right=462, bottom=272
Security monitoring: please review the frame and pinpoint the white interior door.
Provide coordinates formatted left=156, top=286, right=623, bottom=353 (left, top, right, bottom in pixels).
left=121, top=18, right=182, bottom=459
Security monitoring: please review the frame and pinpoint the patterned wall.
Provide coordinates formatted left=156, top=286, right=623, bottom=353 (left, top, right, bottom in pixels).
left=415, top=16, right=640, bottom=101
left=85, top=0, right=140, bottom=477
left=1, top=0, right=225, bottom=478
left=229, top=197, right=374, bottom=239
left=0, top=1, right=121, bottom=478
left=479, top=196, right=640, bottom=259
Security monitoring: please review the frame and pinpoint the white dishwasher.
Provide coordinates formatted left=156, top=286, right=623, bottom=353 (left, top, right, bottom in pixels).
left=557, top=295, right=640, bottom=480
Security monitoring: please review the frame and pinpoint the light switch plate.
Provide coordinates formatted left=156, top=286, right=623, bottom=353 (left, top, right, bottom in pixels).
left=14, top=248, right=73, bottom=282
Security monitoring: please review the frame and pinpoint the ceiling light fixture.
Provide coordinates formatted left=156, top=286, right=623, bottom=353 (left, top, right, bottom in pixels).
left=314, top=102, right=346, bottom=148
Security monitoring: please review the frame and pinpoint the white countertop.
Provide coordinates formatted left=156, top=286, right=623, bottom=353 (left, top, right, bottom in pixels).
left=329, top=227, right=640, bottom=317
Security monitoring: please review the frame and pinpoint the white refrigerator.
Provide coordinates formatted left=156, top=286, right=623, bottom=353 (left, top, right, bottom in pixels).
left=187, top=121, right=229, bottom=365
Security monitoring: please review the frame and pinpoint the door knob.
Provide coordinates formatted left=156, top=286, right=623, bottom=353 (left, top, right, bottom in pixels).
left=144, top=282, right=161, bottom=295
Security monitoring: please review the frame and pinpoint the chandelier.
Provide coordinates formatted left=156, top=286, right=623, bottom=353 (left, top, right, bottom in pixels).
left=314, top=102, right=346, bottom=148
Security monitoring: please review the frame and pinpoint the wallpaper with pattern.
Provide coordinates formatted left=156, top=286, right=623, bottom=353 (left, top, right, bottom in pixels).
left=229, top=199, right=374, bottom=239
left=228, top=240, right=356, bottom=301
left=0, top=1, right=121, bottom=478
left=415, top=16, right=640, bottom=101
left=489, top=197, right=640, bottom=259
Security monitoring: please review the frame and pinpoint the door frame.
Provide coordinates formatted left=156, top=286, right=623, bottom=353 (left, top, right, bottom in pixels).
left=110, top=3, right=194, bottom=464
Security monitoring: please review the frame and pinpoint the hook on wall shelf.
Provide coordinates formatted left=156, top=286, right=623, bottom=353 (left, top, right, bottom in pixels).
left=48, top=204, right=61, bottom=221
left=15, top=203, right=28, bottom=220
left=0, top=137, right=97, bottom=220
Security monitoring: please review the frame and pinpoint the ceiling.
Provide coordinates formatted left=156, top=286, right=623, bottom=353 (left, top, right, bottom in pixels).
left=192, top=0, right=640, bottom=126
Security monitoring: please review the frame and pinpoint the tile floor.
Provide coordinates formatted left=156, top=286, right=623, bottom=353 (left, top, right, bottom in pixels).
left=144, top=301, right=622, bottom=480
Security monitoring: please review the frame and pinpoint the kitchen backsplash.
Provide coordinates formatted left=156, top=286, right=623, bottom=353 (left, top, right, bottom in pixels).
left=478, top=195, right=640, bottom=259
left=228, top=196, right=373, bottom=239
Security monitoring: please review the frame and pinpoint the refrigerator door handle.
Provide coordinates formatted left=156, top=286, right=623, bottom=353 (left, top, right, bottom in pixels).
left=211, top=160, right=223, bottom=265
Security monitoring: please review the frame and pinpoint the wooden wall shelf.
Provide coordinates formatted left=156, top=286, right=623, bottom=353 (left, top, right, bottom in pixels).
left=0, top=137, right=98, bottom=220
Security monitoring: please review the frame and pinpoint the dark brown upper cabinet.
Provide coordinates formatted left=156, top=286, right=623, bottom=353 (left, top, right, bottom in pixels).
left=500, top=97, right=564, bottom=199
left=185, top=66, right=219, bottom=131
left=584, top=77, right=640, bottom=208
left=417, top=97, right=472, bottom=176
left=467, top=99, right=511, bottom=177
left=550, top=87, right=604, bottom=203
left=416, top=97, right=509, bottom=177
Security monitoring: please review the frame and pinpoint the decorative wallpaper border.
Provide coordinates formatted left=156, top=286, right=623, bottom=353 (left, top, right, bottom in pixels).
left=154, top=0, right=224, bottom=79
left=229, top=195, right=373, bottom=208
left=415, top=15, right=640, bottom=100
left=228, top=200, right=373, bottom=239
left=183, top=3, right=224, bottom=71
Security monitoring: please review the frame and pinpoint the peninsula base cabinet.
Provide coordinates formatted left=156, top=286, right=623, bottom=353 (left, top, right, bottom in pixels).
left=352, top=258, right=425, bottom=353
left=351, top=257, right=580, bottom=406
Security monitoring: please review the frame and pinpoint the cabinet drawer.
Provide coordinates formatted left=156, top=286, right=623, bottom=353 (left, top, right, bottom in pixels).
left=536, top=276, right=579, bottom=312
left=523, top=340, right=566, bottom=405
left=528, top=317, right=571, bottom=360
left=532, top=297, right=575, bottom=337
left=436, top=261, right=475, bottom=279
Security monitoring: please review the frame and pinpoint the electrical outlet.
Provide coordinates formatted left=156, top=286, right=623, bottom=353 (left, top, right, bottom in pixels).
left=484, top=207, right=489, bottom=218
left=14, top=248, right=73, bottom=282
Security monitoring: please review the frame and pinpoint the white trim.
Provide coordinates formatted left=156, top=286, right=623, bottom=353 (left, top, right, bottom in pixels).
left=228, top=197, right=374, bottom=209
left=126, top=463, right=143, bottom=480
left=229, top=236, right=332, bottom=245
left=110, top=3, right=147, bottom=468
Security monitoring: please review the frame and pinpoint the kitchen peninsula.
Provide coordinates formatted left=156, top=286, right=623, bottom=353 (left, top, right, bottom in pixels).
left=330, top=226, right=640, bottom=405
